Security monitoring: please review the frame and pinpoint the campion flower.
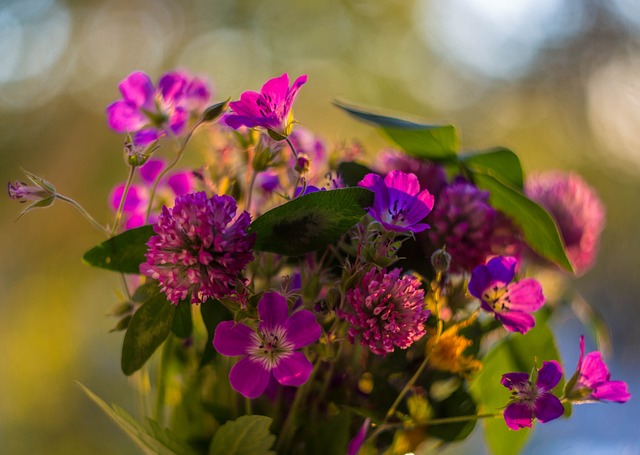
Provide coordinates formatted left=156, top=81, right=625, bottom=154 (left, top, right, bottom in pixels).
left=525, top=172, right=605, bottom=275
left=564, top=336, right=630, bottom=403
left=213, top=292, right=321, bottom=398
left=106, top=70, right=212, bottom=145
left=339, top=267, right=429, bottom=355
left=358, top=170, right=435, bottom=234
left=141, top=191, right=255, bottom=304
left=468, top=256, right=545, bottom=334
left=501, top=360, right=565, bottom=430
left=225, top=73, right=307, bottom=137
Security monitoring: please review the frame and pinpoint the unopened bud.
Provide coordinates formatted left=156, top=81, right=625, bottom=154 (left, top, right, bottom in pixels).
left=294, top=153, right=311, bottom=175
left=431, top=248, right=452, bottom=273
left=202, top=98, right=230, bottom=122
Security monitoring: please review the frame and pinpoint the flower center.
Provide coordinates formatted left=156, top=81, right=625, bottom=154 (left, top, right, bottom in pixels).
left=483, top=284, right=512, bottom=312
left=387, top=199, right=409, bottom=224
left=512, top=381, right=539, bottom=405
left=248, top=325, right=294, bottom=369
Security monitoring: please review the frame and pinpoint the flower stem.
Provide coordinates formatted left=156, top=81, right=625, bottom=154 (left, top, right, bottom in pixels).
left=284, top=136, right=298, bottom=159
left=57, top=194, right=109, bottom=236
left=154, top=335, right=174, bottom=424
left=111, top=164, right=136, bottom=236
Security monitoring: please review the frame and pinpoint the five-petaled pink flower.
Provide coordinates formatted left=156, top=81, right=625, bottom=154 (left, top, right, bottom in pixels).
left=213, top=292, right=321, bottom=398
left=501, top=360, right=565, bottom=430
left=224, top=73, right=307, bottom=137
left=468, top=256, right=544, bottom=334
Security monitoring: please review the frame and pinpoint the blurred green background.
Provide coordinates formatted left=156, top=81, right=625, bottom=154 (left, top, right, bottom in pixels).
left=1, top=0, right=639, bottom=453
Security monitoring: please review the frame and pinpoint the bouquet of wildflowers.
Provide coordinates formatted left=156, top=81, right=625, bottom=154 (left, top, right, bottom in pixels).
left=8, top=70, right=630, bottom=455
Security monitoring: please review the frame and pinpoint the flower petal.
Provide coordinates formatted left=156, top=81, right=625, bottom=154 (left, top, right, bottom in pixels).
left=485, top=256, right=517, bottom=284
left=503, top=402, right=533, bottom=430
left=501, top=372, right=530, bottom=390
left=106, top=101, right=146, bottom=133
left=213, top=320, right=255, bottom=356
left=272, top=351, right=313, bottom=387
left=347, top=418, right=371, bottom=455
left=533, top=392, right=564, bottom=423
left=284, top=74, right=308, bottom=111
left=109, top=183, right=146, bottom=212
left=140, top=159, right=166, bottom=184
left=158, top=71, right=187, bottom=104
left=384, top=170, right=421, bottom=196
left=504, top=279, right=545, bottom=312
left=536, top=360, right=563, bottom=391
left=592, top=381, right=631, bottom=403
left=119, top=71, right=154, bottom=108
left=261, top=73, right=289, bottom=106
left=133, top=129, right=161, bottom=146
left=579, top=351, right=610, bottom=387
left=283, top=309, right=321, bottom=349
left=258, top=292, right=289, bottom=331
left=496, top=310, right=536, bottom=334
left=468, top=264, right=491, bottom=300
left=229, top=357, right=271, bottom=398
left=167, top=172, right=194, bottom=195
left=169, top=107, right=189, bottom=135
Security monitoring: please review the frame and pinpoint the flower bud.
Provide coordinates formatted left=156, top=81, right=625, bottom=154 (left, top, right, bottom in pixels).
left=7, top=169, right=58, bottom=219
left=202, top=98, right=230, bottom=123
left=295, top=153, right=311, bottom=175
left=431, top=247, right=452, bottom=273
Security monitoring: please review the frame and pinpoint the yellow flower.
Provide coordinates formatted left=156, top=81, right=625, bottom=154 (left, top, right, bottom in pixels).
left=427, top=316, right=482, bottom=377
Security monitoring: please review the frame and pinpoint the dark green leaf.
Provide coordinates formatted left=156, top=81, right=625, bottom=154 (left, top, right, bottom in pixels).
left=200, top=300, right=232, bottom=367
left=337, top=161, right=375, bottom=187
left=333, top=100, right=458, bottom=159
left=83, top=225, right=154, bottom=274
left=172, top=300, right=193, bottom=339
left=462, top=147, right=524, bottom=189
left=249, top=188, right=374, bottom=256
left=122, top=292, right=176, bottom=375
left=473, top=173, right=572, bottom=272
left=209, top=415, right=276, bottom=455
left=428, top=387, right=477, bottom=442
left=132, top=281, right=161, bottom=303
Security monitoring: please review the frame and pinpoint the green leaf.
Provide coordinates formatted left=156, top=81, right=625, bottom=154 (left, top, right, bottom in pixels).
left=122, top=292, right=176, bottom=375
left=77, top=382, right=197, bottom=455
left=428, top=387, right=477, bottom=442
left=200, top=300, right=232, bottom=367
left=172, top=300, right=193, bottom=339
left=249, top=188, right=374, bottom=256
left=83, top=225, right=154, bottom=274
left=209, top=415, right=276, bottom=455
left=473, top=173, right=573, bottom=272
left=469, top=319, right=563, bottom=455
left=333, top=100, right=458, bottom=160
left=337, top=161, right=375, bottom=187
left=462, top=147, right=524, bottom=190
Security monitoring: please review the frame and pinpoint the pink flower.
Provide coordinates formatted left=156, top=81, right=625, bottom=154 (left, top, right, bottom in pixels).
left=339, top=267, right=429, bottom=355
left=225, top=73, right=307, bottom=137
left=377, top=148, right=447, bottom=197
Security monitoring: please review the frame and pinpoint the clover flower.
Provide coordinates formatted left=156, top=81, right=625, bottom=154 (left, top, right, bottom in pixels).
left=213, top=292, right=321, bottom=398
left=501, top=360, right=565, bottom=430
left=225, top=73, right=307, bottom=137
left=468, top=256, right=544, bottom=334
left=525, top=171, right=605, bottom=275
left=340, top=267, right=429, bottom=355
left=106, top=70, right=212, bottom=145
left=358, top=171, right=435, bottom=234
left=564, top=335, right=631, bottom=404
left=141, top=191, right=255, bottom=304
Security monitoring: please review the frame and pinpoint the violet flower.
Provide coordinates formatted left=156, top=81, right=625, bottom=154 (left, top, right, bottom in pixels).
left=347, top=418, right=371, bottom=455
left=141, top=192, right=255, bottom=304
left=358, top=171, right=435, bottom=234
left=213, top=292, right=321, bottom=398
left=564, top=336, right=631, bottom=404
left=224, top=73, right=307, bottom=137
left=468, top=256, right=544, bottom=334
left=501, top=360, right=565, bottom=430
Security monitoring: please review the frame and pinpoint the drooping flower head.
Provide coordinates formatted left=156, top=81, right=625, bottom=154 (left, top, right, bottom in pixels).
left=213, top=292, right=321, bottom=398
left=358, top=171, right=435, bottom=234
left=525, top=171, right=605, bottom=275
left=468, top=256, right=545, bottom=334
left=339, top=267, right=429, bottom=355
left=141, top=191, right=255, bottom=304
left=564, top=336, right=631, bottom=404
left=225, top=73, right=308, bottom=137
left=106, top=70, right=212, bottom=145
left=501, top=360, right=565, bottom=430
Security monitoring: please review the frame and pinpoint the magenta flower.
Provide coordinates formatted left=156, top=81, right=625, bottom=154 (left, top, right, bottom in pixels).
left=468, top=256, right=545, bottom=334
left=339, top=267, right=429, bottom=355
left=377, top=148, right=447, bottom=197
left=141, top=192, right=255, bottom=304
left=357, top=171, right=435, bottom=234
left=225, top=73, right=307, bottom=137
left=106, top=70, right=212, bottom=145
left=501, top=360, right=565, bottom=430
left=347, top=418, right=371, bottom=455
left=213, top=292, right=321, bottom=398
left=525, top=172, right=605, bottom=275
left=565, top=336, right=631, bottom=403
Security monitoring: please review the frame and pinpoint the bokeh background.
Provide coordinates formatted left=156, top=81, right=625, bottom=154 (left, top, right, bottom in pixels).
left=1, top=0, right=639, bottom=453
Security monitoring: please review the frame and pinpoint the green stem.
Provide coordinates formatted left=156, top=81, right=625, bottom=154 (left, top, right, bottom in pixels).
left=57, top=195, right=109, bottom=236
left=284, top=136, right=298, bottom=159
left=245, top=170, right=258, bottom=211
left=111, top=165, right=136, bottom=236
left=245, top=397, right=253, bottom=416
left=154, top=335, right=174, bottom=424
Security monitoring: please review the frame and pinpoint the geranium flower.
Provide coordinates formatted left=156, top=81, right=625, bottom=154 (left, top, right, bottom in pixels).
left=224, top=73, right=307, bottom=137
left=357, top=171, right=435, bottom=234
left=213, top=292, right=321, bottom=398
left=141, top=192, right=255, bottom=304
left=564, top=336, right=631, bottom=403
left=501, top=360, right=565, bottom=430
left=468, top=256, right=544, bottom=334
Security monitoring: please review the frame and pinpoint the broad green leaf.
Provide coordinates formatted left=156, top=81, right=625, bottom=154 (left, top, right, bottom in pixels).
left=469, top=319, right=563, bottom=455
left=473, top=173, right=573, bottom=272
left=83, top=225, right=154, bottom=274
left=209, top=415, right=276, bottom=455
left=172, top=300, right=193, bottom=339
left=122, top=292, right=176, bottom=375
left=249, top=188, right=374, bottom=256
left=337, top=161, right=375, bottom=188
left=428, top=387, right=477, bottom=442
left=77, top=382, right=197, bottom=455
left=200, top=300, right=232, bottom=367
left=333, top=100, right=458, bottom=159
left=462, top=147, right=524, bottom=189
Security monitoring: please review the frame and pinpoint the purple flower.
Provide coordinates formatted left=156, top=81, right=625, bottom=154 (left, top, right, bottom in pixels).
left=141, top=192, right=255, bottom=304
left=565, top=336, right=631, bottom=403
left=225, top=73, right=307, bottom=137
left=339, top=267, right=429, bottom=355
left=501, top=360, right=565, bottom=430
left=213, top=292, right=321, bottom=398
left=525, top=172, right=605, bottom=276
left=347, top=418, right=371, bottom=455
left=357, top=171, right=435, bottom=234
left=468, top=256, right=545, bottom=334
left=106, top=70, right=212, bottom=145
left=377, top=148, right=447, bottom=197
left=7, top=170, right=57, bottom=219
